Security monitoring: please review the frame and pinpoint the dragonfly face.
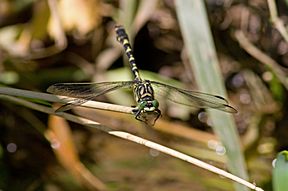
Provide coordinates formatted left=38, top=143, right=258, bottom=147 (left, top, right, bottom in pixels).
left=132, top=80, right=161, bottom=124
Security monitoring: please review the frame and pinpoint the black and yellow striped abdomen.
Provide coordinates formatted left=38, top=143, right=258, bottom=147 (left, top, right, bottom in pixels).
left=115, top=25, right=141, bottom=80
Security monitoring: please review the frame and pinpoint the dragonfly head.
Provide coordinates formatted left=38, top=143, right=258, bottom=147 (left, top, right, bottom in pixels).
left=138, top=99, right=159, bottom=112
left=133, top=99, right=161, bottom=125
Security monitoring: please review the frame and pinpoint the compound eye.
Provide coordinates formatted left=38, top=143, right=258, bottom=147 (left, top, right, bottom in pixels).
left=139, top=100, right=147, bottom=108
left=152, top=100, right=159, bottom=108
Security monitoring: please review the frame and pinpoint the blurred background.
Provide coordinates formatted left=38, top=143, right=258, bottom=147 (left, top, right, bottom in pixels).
left=0, top=0, right=286, bottom=190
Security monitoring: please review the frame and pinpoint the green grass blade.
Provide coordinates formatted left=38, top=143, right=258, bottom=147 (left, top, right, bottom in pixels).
left=273, top=151, right=288, bottom=191
left=175, top=1, right=249, bottom=191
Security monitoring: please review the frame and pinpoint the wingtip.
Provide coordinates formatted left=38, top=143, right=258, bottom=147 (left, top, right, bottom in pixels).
left=225, top=104, right=238, bottom=113
left=214, top=95, right=229, bottom=104
left=46, top=85, right=53, bottom=93
left=54, top=104, right=72, bottom=112
left=46, top=83, right=64, bottom=94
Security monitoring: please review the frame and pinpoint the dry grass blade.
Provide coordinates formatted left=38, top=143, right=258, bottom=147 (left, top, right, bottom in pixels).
left=234, top=30, right=288, bottom=90
left=46, top=115, right=106, bottom=191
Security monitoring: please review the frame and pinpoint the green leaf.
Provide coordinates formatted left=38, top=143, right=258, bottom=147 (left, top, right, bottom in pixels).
left=175, top=1, right=249, bottom=191
left=273, top=151, right=288, bottom=191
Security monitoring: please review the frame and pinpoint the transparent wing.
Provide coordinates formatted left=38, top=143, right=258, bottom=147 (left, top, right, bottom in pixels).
left=150, top=81, right=237, bottom=113
left=47, top=81, right=134, bottom=111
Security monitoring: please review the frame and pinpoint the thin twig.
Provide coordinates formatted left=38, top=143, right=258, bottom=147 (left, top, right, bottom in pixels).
left=267, top=0, right=288, bottom=42
left=109, top=131, right=263, bottom=191
left=234, top=30, right=288, bottom=90
left=0, top=93, right=264, bottom=191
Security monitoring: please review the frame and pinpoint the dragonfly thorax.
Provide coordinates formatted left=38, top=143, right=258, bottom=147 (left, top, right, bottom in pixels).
left=133, top=80, right=155, bottom=102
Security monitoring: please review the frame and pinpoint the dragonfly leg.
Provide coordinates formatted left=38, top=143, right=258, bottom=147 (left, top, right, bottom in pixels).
left=132, top=107, right=162, bottom=125
left=155, top=109, right=162, bottom=120
left=132, top=108, right=143, bottom=121
left=132, top=108, right=151, bottom=123
left=152, top=109, right=161, bottom=125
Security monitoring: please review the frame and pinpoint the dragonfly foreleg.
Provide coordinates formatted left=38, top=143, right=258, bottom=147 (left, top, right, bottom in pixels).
left=131, top=107, right=162, bottom=125
left=132, top=108, right=142, bottom=121
left=153, top=109, right=161, bottom=124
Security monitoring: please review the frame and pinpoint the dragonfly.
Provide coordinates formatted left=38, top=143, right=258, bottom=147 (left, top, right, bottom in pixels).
left=47, top=25, right=237, bottom=125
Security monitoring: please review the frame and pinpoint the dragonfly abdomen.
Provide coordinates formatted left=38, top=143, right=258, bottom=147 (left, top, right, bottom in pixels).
left=115, top=25, right=141, bottom=80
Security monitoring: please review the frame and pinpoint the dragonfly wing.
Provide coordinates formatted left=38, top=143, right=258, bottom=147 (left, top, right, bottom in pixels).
left=54, top=97, right=95, bottom=112
left=47, top=81, right=134, bottom=111
left=150, top=81, right=237, bottom=113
